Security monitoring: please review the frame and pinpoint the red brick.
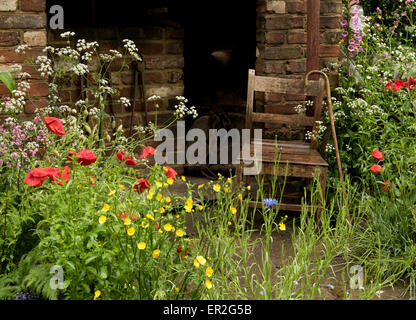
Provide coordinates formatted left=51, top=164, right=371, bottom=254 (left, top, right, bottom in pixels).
left=144, top=56, right=184, bottom=69
left=287, top=1, right=307, bottom=14
left=22, top=65, right=43, bottom=80
left=21, top=0, right=46, bottom=12
left=166, top=27, right=184, bottom=39
left=0, top=13, right=46, bottom=29
left=319, top=45, right=340, bottom=57
left=143, top=71, right=165, bottom=84
left=137, top=42, right=164, bottom=55
left=24, top=99, right=48, bottom=114
left=166, top=41, right=184, bottom=54
left=167, top=71, right=183, bottom=83
left=265, top=31, right=285, bottom=44
left=320, top=16, right=341, bottom=29
left=0, top=31, right=19, bottom=46
left=286, top=59, right=306, bottom=73
left=29, top=82, right=49, bottom=97
left=288, top=31, right=307, bottom=44
left=265, top=15, right=304, bottom=30
left=264, top=46, right=303, bottom=60
left=262, top=61, right=285, bottom=74
left=257, top=0, right=267, bottom=13
left=0, top=48, right=44, bottom=63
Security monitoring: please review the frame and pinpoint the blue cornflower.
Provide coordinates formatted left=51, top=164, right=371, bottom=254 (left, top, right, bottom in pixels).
left=264, top=198, right=278, bottom=209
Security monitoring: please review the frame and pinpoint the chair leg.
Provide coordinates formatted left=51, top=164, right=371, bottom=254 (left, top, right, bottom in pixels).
left=316, top=167, right=328, bottom=225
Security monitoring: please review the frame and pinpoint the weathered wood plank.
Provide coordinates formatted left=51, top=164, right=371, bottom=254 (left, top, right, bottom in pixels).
left=252, top=112, right=316, bottom=126
left=254, top=75, right=322, bottom=96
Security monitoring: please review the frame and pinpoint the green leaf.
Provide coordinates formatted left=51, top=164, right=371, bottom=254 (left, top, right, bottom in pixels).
left=0, top=72, right=15, bottom=96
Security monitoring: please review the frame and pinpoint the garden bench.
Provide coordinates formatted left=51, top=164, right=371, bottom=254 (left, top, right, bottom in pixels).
left=235, top=69, right=328, bottom=213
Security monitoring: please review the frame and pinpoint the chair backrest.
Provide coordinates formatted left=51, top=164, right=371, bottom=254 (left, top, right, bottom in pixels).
left=245, top=69, right=326, bottom=147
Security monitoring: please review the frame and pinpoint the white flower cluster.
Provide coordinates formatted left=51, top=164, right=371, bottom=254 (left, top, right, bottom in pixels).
left=325, top=143, right=335, bottom=154
left=60, top=31, right=76, bottom=38
left=75, top=99, right=85, bottom=108
left=305, top=120, right=326, bottom=141
left=119, top=97, right=131, bottom=107
left=35, top=55, right=54, bottom=77
left=173, top=96, right=198, bottom=119
left=15, top=44, right=29, bottom=54
left=294, top=104, right=306, bottom=115
left=58, top=105, right=71, bottom=114
left=56, top=46, right=80, bottom=60
left=122, top=39, right=142, bottom=61
left=76, top=39, right=98, bottom=52
left=147, top=95, right=161, bottom=102
left=88, top=107, right=100, bottom=119
left=109, top=50, right=123, bottom=59
left=72, top=63, right=89, bottom=76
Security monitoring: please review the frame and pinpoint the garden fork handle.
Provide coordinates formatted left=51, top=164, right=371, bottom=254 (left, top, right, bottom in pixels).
left=305, top=70, right=351, bottom=222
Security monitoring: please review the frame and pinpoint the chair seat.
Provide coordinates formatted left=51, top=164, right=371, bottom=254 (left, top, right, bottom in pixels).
left=238, top=139, right=328, bottom=167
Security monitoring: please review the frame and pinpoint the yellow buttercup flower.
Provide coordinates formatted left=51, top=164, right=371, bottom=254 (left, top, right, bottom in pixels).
left=198, top=205, right=203, bottom=211
left=193, top=259, right=200, bottom=268
left=196, top=255, right=207, bottom=266
left=93, top=290, right=101, bottom=300
left=238, top=194, right=243, bottom=200
left=167, top=177, right=174, bottom=185
left=98, top=215, right=107, bottom=224
left=205, top=266, right=214, bottom=277
left=213, top=184, right=220, bottom=192
left=152, top=249, right=161, bottom=258
left=184, top=204, right=192, bottom=213
left=102, top=204, right=110, bottom=212
left=163, top=166, right=168, bottom=172
left=228, top=221, right=232, bottom=226
left=230, top=206, right=237, bottom=214
left=156, top=193, right=163, bottom=201
left=137, top=242, right=146, bottom=250
left=119, top=184, right=125, bottom=190
left=124, top=217, right=132, bottom=226
left=186, top=198, right=193, bottom=206
left=127, top=227, right=135, bottom=236
left=155, top=181, right=162, bottom=188
left=164, top=223, right=173, bottom=232
left=147, top=193, right=153, bottom=200
left=227, top=177, right=232, bottom=184
left=181, top=176, right=186, bottom=182
left=146, top=214, right=154, bottom=220
left=163, top=183, right=169, bottom=187
left=174, top=287, right=179, bottom=293
left=247, top=186, right=251, bottom=191
left=176, top=229, right=184, bottom=237
left=205, top=280, right=213, bottom=290
left=160, top=207, right=166, bottom=214
left=141, top=220, right=149, bottom=229
left=198, top=184, right=204, bottom=189
left=279, top=222, right=286, bottom=231
left=158, top=229, right=163, bottom=234
left=165, top=196, right=171, bottom=203
left=224, top=187, right=230, bottom=193
left=108, top=190, right=116, bottom=196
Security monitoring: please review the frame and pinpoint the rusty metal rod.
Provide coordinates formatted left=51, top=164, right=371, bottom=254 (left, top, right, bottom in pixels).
left=305, top=70, right=351, bottom=223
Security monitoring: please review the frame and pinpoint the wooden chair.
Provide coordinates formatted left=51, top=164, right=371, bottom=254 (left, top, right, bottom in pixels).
left=235, top=69, right=328, bottom=213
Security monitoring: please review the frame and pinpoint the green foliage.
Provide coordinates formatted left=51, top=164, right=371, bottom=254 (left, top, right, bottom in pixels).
left=0, top=72, right=15, bottom=96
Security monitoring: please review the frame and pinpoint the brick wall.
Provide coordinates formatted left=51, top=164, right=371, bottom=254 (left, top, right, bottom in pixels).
left=256, top=0, right=342, bottom=134
left=0, top=0, right=47, bottom=118
left=47, top=25, right=185, bottom=130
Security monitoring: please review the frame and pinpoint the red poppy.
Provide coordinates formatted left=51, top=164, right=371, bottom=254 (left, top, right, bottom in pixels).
left=371, top=150, right=383, bottom=161
left=369, top=164, right=382, bottom=173
left=49, top=166, right=70, bottom=186
left=24, top=168, right=51, bottom=187
left=125, top=155, right=137, bottom=166
left=134, top=178, right=150, bottom=193
left=155, top=222, right=160, bottom=229
left=89, top=174, right=96, bottom=185
left=382, top=180, right=390, bottom=191
left=140, top=146, right=156, bottom=159
left=75, top=149, right=97, bottom=166
left=177, top=246, right=182, bottom=253
left=44, top=117, right=66, bottom=136
left=164, top=166, right=178, bottom=181
left=116, top=149, right=126, bottom=162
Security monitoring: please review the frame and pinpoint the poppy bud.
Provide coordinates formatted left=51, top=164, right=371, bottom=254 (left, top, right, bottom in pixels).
left=112, top=120, right=116, bottom=129
left=117, top=124, right=123, bottom=133
left=71, top=109, right=77, bottom=115
left=84, top=124, right=92, bottom=134
left=84, top=109, right=89, bottom=117
left=53, top=150, right=60, bottom=157
left=177, top=246, right=182, bottom=253
left=105, top=134, right=111, bottom=142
